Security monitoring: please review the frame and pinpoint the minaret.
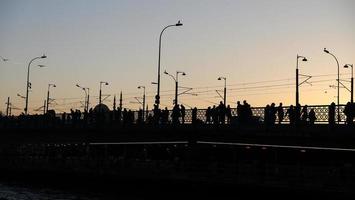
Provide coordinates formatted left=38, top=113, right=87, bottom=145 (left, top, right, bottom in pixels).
left=113, top=95, right=116, bottom=111
left=119, top=91, right=123, bottom=109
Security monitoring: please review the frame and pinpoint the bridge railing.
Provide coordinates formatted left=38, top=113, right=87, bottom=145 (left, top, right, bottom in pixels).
left=2, top=104, right=343, bottom=127
left=139, top=104, right=345, bottom=124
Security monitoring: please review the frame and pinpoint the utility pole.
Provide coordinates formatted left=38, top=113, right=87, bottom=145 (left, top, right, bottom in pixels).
left=344, top=64, right=354, bottom=103
left=218, top=77, right=227, bottom=105
left=296, top=55, right=308, bottom=106
left=6, top=97, right=10, bottom=116
left=138, top=86, right=146, bottom=121
left=43, top=100, right=46, bottom=115
left=164, top=70, right=186, bottom=105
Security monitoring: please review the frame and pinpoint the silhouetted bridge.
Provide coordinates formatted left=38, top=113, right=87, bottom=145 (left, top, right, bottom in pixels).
left=0, top=104, right=354, bottom=196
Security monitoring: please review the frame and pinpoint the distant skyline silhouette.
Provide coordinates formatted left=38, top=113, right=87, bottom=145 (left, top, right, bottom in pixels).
left=1, top=0, right=354, bottom=114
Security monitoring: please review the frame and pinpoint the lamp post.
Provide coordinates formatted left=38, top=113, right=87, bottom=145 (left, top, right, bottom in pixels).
left=324, top=48, right=340, bottom=123
left=218, top=77, right=227, bottom=105
left=164, top=70, right=186, bottom=105
left=296, top=55, right=308, bottom=106
left=155, top=20, right=183, bottom=109
left=344, top=64, right=354, bottom=103
left=24, top=54, right=47, bottom=115
left=99, top=81, right=109, bottom=105
left=46, top=84, right=56, bottom=113
left=138, top=86, right=146, bottom=121
left=76, top=84, right=89, bottom=111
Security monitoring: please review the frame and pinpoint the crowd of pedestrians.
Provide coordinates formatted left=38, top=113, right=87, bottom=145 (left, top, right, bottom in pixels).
left=1, top=101, right=355, bottom=128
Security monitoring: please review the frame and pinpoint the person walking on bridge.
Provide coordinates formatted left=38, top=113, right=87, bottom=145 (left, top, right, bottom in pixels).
left=277, top=103, right=284, bottom=124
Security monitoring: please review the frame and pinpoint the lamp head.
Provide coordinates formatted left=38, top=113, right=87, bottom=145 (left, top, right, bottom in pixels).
left=344, top=64, right=353, bottom=68
left=218, top=77, right=221, bottom=80
left=164, top=70, right=168, bottom=75
left=38, top=64, right=46, bottom=68
left=53, top=84, right=56, bottom=87
left=76, top=84, right=80, bottom=88
left=302, top=58, right=307, bottom=62
left=176, top=20, right=183, bottom=26
left=324, top=48, right=329, bottom=54
left=105, top=82, right=109, bottom=85
left=182, top=72, right=186, bottom=76
left=41, top=54, right=47, bottom=59
left=151, top=82, right=158, bottom=85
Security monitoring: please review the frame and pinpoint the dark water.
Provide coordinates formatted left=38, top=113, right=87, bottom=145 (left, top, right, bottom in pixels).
left=0, top=183, right=101, bottom=200
left=0, top=177, right=350, bottom=200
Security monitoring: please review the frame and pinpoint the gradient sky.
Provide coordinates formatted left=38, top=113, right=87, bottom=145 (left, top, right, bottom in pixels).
left=1, top=0, right=354, bottom=114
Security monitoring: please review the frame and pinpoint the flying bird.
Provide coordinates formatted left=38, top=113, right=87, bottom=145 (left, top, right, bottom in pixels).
left=0, top=56, right=9, bottom=62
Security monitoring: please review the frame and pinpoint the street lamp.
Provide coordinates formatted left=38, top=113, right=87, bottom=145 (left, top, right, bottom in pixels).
left=76, top=84, right=89, bottom=111
left=164, top=70, right=186, bottom=105
left=324, top=48, right=340, bottom=123
left=99, top=81, right=109, bottom=105
left=138, top=86, right=146, bottom=121
left=344, top=64, right=354, bottom=103
left=46, top=84, right=56, bottom=113
left=296, top=55, right=308, bottom=106
left=218, top=77, right=227, bottom=105
left=24, top=54, right=47, bottom=115
left=155, top=20, right=183, bottom=109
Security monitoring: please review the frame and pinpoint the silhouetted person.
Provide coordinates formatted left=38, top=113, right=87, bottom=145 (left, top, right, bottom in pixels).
left=205, top=106, right=211, bottom=124
left=243, top=100, right=252, bottom=123
left=61, top=112, right=66, bottom=125
left=301, top=105, right=308, bottom=124
left=277, top=103, right=284, bottom=124
left=191, top=107, right=198, bottom=124
left=137, top=109, right=143, bottom=124
left=128, top=110, right=134, bottom=124
left=153, top=104, right=161, bottom=125
left=264, top=104, right=270, bottom=126
left=226, top=105, right=232, bottom=124
left=218, top=101, right=226, bottom=124
left=180, top=104, right=186, bottom=124
left=171, top=104, right=181, bottom=125
left=270, top=103, right=277, bottom=125
left=309, top=109, right=316, bottom=124
left=212, top=105, right=218, bottom=125
left=147, top=113, right=154, bottom=124
left=344, top=102, right=353, bottom=125
left=286, top=105, right=295, bottom=125
left=122, top=108, right=128, bottom=126
left=236, top=101, right=243, bottom=123
left=295, top=103, right=301, bottom=125
left=161, top=107, right=169, bottom=124
left=329, top=102, right=336, bottom=126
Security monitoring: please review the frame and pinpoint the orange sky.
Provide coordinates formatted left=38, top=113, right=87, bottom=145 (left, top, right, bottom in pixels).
left=1, top=0, right=354, bottom=115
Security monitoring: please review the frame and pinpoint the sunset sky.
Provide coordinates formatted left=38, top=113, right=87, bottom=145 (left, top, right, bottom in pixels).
left=1, top=0, right=354, bottom=114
